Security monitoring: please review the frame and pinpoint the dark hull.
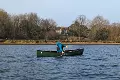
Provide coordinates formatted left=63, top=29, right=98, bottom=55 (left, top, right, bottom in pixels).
left=37, top=48, right=84, bottom=57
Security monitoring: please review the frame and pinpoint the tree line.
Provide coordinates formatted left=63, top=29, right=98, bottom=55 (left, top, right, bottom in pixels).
left=0, top=9, right=120, bottom=42
left=69, top=15, right=120, bottom=42
left=0, top=9, right=57, bottom=40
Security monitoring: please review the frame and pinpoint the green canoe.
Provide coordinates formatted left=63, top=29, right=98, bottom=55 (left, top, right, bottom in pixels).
left=37, top=48, right=84, bottom=57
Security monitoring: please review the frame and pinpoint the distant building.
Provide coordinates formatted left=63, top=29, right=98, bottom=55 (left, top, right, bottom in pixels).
left=56, top=27, right=62, bottom=34
left=56, top=27, right=69, bottom=35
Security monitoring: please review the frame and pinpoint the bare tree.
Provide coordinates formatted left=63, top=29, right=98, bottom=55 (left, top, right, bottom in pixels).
left=89, top=15, right=109, bottom=40
left=40, top=18, right=57, bottom=40
left=69, top=15, right=88, bottom=41
left=108, top=23, right=120, bottom=41
left=0, top=9, right=12, bottom=39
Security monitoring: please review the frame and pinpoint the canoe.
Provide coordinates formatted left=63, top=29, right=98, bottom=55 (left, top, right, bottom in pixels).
left=37, top=48, right=84, bottom=57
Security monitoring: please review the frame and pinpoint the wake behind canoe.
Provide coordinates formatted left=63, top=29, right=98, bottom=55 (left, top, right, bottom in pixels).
left=37, top=48, right=84, bottom=57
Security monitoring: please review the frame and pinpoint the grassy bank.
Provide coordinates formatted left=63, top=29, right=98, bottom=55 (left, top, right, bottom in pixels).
left=0, top=40, right=120, bottom=45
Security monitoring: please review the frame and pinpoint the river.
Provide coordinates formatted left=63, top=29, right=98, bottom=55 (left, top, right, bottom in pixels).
left=0, top=45, right=120, bottom=80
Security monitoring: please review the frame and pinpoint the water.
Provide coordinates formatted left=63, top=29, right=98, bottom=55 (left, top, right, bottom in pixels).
left=0, top=45, right=120, bottom=80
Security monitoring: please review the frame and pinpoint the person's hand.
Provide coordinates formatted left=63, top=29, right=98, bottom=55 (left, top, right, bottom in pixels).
left=66, top=46, right=68, bottom=48
left=62, top=51, right=64, bottom=54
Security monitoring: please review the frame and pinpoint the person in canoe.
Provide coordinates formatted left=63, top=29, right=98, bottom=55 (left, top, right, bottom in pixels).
left=56, top=40, right=67, bottom=56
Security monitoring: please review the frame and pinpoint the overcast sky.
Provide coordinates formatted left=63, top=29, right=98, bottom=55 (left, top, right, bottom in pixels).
left=0, top=0, right=120, bottom=26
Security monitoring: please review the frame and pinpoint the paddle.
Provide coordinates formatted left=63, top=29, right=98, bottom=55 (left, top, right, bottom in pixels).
left=61, top=45, right=68, bottom=56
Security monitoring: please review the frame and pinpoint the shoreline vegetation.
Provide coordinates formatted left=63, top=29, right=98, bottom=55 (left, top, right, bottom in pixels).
left=1, top=9, right=120, bottom=44
left=1, top=40, right=120, bottom=45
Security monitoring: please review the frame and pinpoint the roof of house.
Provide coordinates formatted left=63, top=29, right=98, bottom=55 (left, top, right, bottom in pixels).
left=56, top=27, right=69, bottom=30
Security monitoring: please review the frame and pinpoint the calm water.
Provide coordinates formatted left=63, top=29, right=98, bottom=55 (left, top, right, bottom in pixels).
left=0, top=45, right=120, bottom=80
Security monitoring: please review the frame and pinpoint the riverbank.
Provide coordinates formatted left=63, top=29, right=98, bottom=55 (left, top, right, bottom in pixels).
left=0, top=40, right=120, bottom=45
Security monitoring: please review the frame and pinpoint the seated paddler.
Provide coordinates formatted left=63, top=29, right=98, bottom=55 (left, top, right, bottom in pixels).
left=56, top=40, right=67, bottom=55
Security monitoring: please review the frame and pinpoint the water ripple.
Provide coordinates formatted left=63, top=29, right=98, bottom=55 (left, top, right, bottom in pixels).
left=0, top=45, right=120, bottom=80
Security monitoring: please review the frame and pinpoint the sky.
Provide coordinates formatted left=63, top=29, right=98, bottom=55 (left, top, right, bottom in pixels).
left=0, top=0, right=120, bottom=26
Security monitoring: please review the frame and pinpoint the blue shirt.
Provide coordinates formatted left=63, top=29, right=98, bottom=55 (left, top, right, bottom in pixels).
left=56, top=41, right=65, bottom=53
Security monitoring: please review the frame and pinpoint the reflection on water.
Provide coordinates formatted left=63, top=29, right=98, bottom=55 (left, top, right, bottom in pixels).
left=0, top=45, right=120, bottom=80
